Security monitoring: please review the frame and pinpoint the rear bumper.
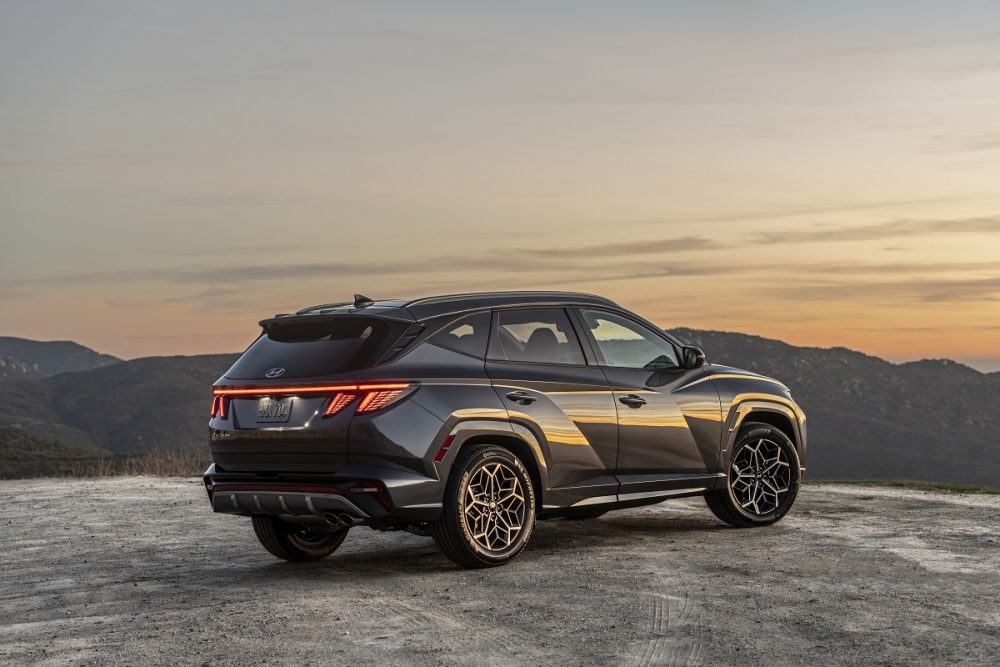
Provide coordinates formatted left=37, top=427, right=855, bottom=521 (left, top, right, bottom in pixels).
left=203, top=463, right=443, bottom=523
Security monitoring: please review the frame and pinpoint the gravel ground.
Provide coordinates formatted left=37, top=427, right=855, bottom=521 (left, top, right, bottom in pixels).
left=0, top=477, right=998, bottom=666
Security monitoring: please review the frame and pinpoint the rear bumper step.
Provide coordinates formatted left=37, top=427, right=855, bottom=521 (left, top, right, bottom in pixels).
left=203, top=463, right=444, bottom=523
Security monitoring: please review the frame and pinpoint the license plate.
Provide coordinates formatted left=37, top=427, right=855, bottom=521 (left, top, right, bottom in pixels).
left=256, top=397, right=292, bottom=423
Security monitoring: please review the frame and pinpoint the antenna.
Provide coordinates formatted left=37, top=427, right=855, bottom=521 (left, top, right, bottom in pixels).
left=353, top=293, right=375, bottom=308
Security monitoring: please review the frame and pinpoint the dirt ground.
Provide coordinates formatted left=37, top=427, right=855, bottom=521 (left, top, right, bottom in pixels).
left=0, top=477, right=997, bottom=666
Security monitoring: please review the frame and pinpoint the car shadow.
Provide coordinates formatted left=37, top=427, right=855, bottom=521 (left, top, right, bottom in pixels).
left=231, top=512, right=731, bottom=579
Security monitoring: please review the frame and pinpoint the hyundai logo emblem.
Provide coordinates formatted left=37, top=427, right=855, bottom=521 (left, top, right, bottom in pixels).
left=264, top=367, right=286, bottom=378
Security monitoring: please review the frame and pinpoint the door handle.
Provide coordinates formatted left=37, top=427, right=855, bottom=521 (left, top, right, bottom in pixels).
left=505, top=391, right=537, bottom=405
left=619, top=394, right=647, bottom=408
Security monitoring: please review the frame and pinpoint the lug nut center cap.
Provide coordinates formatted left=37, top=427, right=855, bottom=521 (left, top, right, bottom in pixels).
left=489, top=501, right=497, bottom=509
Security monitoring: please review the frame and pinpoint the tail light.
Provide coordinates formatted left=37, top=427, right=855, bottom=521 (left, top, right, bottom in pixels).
left=210, top=395, right=228, bottom=419
left=356, top=383, right=411, bottom=413
left=211, top=382, right=416, bottom=419
left=327, top=383, right=413, bottom=417
left=323, top=392, right=357, bottom=417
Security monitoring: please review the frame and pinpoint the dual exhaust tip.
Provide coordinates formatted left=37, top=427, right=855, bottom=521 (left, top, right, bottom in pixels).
left=324, top=512, right=364, bottom=528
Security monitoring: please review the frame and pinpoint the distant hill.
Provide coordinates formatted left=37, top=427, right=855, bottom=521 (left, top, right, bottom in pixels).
left=0, top=332, right=997, bottom=487
left=0, top=355, right=44, bottom=382
left=669, top=328, right=1000, bottom=487
left=0, top=354, right=237, bottom=457
left=0, top=337, right=120, bottom=378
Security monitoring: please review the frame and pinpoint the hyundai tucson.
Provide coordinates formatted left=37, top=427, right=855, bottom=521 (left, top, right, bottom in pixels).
left=204, top=292, right=806, bottom=568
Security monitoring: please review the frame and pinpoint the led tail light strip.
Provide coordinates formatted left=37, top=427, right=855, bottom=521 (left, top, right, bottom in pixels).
left=211, top=382, right=416, bottom=419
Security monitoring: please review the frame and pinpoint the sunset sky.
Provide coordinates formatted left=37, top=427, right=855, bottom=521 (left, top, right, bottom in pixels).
left=2, top=1, right=1000, bottom=370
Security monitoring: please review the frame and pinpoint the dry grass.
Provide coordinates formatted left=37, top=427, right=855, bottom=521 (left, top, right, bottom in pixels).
left=61, top=448, right=209, bottom=478
left=809, top=479, right=1000, bottom=495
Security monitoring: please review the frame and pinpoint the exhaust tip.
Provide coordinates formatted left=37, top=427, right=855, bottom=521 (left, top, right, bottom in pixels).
left=324, top=512, right=362, bottom=528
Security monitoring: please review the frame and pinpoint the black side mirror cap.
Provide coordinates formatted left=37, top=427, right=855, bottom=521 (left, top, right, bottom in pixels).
left=682, top=346, right=706, bottom=370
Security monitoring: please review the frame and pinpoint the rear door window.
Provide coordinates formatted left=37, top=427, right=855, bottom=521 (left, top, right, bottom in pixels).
left=491, top=308, right=586, bottom=365
left=225, top=316, right=405, bottom=379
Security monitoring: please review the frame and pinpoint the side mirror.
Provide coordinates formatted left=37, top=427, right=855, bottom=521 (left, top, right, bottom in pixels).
left=682, top=346, right=706, bottom=370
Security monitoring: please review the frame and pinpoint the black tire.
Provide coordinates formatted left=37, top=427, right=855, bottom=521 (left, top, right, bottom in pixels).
left=251, top=516, right=349, bottom=562
left=705, top=422, right=801, bottom=527
left=432, top=444, right=536, bottom=568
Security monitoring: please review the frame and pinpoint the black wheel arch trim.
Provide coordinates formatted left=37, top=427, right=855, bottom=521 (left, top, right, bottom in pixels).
left=434, top=419, right=549, bottom=509
left=722, top=397, right=806, bottom=469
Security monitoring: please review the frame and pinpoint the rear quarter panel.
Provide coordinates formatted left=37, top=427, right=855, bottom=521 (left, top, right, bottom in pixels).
left=355, top=343, right=508, bottom=479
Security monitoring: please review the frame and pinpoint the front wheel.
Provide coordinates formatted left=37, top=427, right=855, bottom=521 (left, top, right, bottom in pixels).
left=705, top=422, right=801, bottom=527
left=251, top=516, right=349, bottom=561
left=432, top=444, right=536, bottom=568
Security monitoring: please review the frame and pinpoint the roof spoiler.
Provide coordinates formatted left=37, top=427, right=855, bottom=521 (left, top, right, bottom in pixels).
left=291, top=293, right=376, bottom=316
left=258, top=311, right=414, bottom=331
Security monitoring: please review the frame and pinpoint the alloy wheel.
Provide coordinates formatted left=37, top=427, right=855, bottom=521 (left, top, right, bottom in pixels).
left=730, top=438, right=792, bottom=515
left=461, top=461, right=527, bottom=553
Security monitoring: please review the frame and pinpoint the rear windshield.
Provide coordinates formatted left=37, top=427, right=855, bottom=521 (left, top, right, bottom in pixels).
left=225, top=316, right=405, bottom=379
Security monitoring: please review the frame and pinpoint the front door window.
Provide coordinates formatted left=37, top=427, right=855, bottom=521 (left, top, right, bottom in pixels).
left=579, top=309, right=679, bottom=370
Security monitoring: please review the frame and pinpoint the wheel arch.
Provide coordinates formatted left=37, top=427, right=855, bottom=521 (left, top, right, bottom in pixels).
left=458, top=434, right=545, bottom=510
left=437, top=420, right=549, bottom=510
left=724, top=398, right=806, bottom=466
left=741, top=410, right=797, bottom=447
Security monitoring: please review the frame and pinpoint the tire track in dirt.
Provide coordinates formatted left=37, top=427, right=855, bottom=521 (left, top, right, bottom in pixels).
left=631, top=589, right=706, bottom=667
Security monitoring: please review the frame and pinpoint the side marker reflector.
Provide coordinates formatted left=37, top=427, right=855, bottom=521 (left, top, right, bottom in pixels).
left=434, top=435, right=456, bottom=463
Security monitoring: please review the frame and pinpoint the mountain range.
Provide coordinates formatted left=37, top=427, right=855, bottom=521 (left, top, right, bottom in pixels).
left=0, top=337, right=120, bottom=381
left=0, top=333, right=996, bottom=486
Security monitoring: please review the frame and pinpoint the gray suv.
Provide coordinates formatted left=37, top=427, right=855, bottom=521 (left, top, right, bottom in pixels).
left=205, top=291, right=806, bottom=568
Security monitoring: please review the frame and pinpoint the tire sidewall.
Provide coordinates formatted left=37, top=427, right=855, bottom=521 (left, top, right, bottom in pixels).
left=284, top=526, right=349, bottom=558
left=454, top=447, right=536, bottom=564
left=725, top=425, right=801, bottom=524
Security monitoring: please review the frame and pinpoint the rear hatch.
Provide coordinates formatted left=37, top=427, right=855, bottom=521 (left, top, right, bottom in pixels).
left=210, top=314, right=413, bottom=473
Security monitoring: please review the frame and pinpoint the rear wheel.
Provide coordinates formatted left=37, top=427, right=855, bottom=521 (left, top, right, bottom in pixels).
left=251, top=516, right=349, bottom=561
left=432, top=444, right=536, bottom=568
left=705, top=422, right=801, bottom=527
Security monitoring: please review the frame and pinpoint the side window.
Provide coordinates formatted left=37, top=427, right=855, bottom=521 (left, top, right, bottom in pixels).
left=427, top=312, right=491, bottom=358
left=579, top=309, right=680, bottom=370
left=492, top=308, right=586, bottom=365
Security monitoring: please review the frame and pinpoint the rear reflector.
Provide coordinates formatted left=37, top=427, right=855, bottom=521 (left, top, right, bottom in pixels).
left=434, top=435, right=456, bottom=463
left=349, top=480, right=393, bottom=509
